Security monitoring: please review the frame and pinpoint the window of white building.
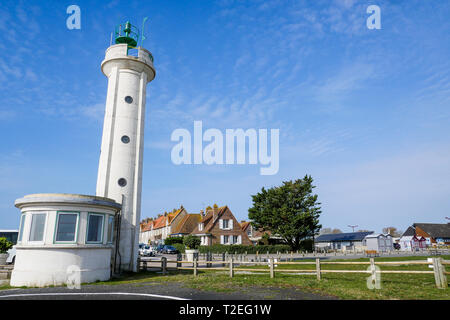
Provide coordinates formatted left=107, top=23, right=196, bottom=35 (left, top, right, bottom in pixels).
left=86, top=213, right=104, bottom=243
left=107, top=215, right=114, bottom=243
left=55, top=212, right=79, bottom=243
left=29, top=213, right=46, bottom=242
left=18, top=213, right=26, bottom=243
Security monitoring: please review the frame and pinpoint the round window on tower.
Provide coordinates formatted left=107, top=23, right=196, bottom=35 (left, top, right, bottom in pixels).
left=121, top=135, right=130, bottom=144
left=124, top=96, right=133, bottom=104
left=118, top=178, right=127, bottom=187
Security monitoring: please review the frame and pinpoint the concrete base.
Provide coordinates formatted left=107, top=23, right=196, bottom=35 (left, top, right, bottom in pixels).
left=10, top=247, right=112, bottom=287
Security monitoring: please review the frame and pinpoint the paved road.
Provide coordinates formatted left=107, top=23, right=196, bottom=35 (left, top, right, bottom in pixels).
left=0, top=281, right=336, bottom=300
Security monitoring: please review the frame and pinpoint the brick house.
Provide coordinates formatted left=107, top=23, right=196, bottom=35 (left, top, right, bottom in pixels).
left=191, top=206, right=252, bottom=246
left=139, top=206, right=189, bottom=244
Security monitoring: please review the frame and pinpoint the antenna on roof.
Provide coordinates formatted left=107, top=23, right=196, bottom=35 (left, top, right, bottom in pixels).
left=348, top=225, right=358, bottom=232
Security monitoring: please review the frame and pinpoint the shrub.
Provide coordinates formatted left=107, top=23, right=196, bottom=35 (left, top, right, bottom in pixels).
left=183, top=235, right=200, bottom=250
left=0, top=237, right=13, bottom=254
left=164, top=236, right=184, bottom=245
left=172, top=243, right=185, bottom=253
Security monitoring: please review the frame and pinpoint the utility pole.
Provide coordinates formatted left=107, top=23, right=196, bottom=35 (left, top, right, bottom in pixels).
left=348, top=225, right=358, bottom=232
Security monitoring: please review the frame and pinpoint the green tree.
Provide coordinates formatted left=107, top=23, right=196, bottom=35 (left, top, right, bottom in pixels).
left=183, top=235, right=200, bottom=250
left=248, top=176, right=322, bottom=250
left=0, top=237, right=13, bottom=253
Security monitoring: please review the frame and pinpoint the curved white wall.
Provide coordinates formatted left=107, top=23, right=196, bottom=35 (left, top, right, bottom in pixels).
left=11, top=194, right=120, bottom=287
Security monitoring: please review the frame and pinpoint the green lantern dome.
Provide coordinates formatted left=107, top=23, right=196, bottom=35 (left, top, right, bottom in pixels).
left=114, top=21, right=139, bottom=48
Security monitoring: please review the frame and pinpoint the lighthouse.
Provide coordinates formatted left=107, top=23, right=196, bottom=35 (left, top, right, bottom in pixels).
left=96, top=21, right=156, bottom=272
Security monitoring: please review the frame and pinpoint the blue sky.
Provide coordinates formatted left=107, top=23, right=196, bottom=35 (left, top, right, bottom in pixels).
left=1, top=0, right=449, bottom=234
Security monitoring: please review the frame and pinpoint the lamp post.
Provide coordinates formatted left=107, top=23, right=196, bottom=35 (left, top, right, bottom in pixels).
left=348, top=225, right=358, bottom=232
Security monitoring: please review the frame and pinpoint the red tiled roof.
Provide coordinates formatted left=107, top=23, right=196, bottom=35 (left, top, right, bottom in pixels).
left=152, top=215, right=166, bottom=229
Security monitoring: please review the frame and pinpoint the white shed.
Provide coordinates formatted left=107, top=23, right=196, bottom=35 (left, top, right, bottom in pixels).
left=364, top=233, right=393, bottom=252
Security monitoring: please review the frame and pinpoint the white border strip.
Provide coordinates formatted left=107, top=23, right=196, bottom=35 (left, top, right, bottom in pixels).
left=0, top=292, right=190, bottom=300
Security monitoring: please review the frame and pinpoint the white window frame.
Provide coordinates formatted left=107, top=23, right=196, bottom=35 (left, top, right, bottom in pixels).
left=18, top=213, right=26, bottom=243
left=198, top=223, right=203, bottom=231
left=107, top=215, right=114, bottom=244
left=86, top=213, right=105, bottom=244
left=54, top=211, right=79, bottom=244
left=28, top=212, right=47, bottom=244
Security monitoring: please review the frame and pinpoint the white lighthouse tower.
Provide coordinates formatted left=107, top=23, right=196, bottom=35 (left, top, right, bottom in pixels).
left=96, top=21, right=155, bottom=272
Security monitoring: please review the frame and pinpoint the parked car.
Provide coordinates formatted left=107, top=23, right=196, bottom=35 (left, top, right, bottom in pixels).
left=139, top=244, right=155, bottom=257
left=156, top=244, right=165, bottom=253
left=6, top=246, right=16, bottom=264
left=161, top=245, right=178, bottom=254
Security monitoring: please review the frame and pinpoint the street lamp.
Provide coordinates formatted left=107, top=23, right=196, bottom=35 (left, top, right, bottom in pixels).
left=348, top=225, right=358, bottom=232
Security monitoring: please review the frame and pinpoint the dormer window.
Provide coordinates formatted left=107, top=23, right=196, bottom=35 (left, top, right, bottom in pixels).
left=198, top=223, right=203, bottom=231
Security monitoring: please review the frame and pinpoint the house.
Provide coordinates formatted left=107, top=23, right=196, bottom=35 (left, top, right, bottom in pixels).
left=314, top=231, right=374, bottom=252
left=191, top=206, right=252, bottom=246
left=400, top=234, right=427, bottom=251
left=399, top=223, right=450, bottom=250
left=139, top=206, right=189, bottom=244
left=364, top=233, right=394, bottom=252
left=412, top=223, right=450, bottom=245
left=240, top=221, right=283, bottom=245
left=169, top=213, right=202, bottom=237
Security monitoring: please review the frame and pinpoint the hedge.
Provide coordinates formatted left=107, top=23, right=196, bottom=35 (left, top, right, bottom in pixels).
left=197, top=244, right=291, bottom=254
left=164, top=236, right=184, bottom=245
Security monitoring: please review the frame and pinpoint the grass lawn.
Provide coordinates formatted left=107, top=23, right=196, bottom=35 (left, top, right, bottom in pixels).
left=91, top=255, right=450, bottom=300
left=1, top=255, right=448, bottom=300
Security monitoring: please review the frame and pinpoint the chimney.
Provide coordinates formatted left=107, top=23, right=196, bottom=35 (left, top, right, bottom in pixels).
left=213, top=205, right=219, bottom=221
left=200, top=209, right=204, bottom=216
left=241, top=220, right=246, bottom=224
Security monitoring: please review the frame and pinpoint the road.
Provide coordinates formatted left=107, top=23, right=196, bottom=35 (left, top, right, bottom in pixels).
left=0, top=280, right=336, bottom=300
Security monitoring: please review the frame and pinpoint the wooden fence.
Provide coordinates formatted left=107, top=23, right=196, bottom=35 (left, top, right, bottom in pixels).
left=137, top=256, right=449, bottom=289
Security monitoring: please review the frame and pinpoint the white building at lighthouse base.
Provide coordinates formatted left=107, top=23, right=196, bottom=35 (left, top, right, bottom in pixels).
left=10, top=193, right=121, bottom=287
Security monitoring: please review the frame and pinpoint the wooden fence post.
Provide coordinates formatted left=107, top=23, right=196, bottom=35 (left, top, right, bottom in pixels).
left=315, top=258, right=321, bottom=281
left=437, top=258, right=448, bottom=288
left=229, top=257, right=234, bottom=278
left=193, top=257, right=198, bottom=277
left=432, top=257, right=447, bottom=289
left=269, top=258, right=274, bottom=278
left=369, top=258, right=378, bottom=288
left=161, top=257, right=167, bottom=275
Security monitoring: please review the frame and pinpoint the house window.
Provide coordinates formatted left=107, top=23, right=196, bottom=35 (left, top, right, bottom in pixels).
left=223, top=235, right=229, bottom=244
left=86, top=213, right=104, bottom=243
left=55, top=212, right=79, bottom=243
left=29, top=213, right=46, bottom=242
left=222, top=220, right=229, bottom=229
left=18, top=214, right=26, bottom=243
left=107, top=215, right=114, bottom=243
left=198, top=223, right=203, bottom=231
left=232, top=235, right=238, bottom=244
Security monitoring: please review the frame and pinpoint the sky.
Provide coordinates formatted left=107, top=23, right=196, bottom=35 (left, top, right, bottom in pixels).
left=0, top=0, right=449, bottom=234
